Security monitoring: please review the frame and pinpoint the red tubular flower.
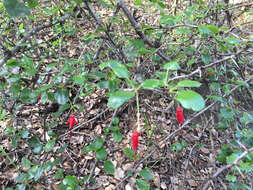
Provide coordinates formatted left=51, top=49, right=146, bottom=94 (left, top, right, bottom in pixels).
left=38, top=94, right=41, bottom=102
left=176, top=107, right=184, bottom=126
left=132, top=130, right=140, bottom=156
left=66, top=114, right=78, bottom=140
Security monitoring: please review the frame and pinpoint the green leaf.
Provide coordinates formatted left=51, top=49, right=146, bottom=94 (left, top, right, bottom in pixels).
left=136, top=179, right=150, bottom=190
left=124, top=148, right=135, bottom=158
left=63, top=175, right=78, bottom=189
left=54, top=89, right=69, bottom=105
left=201, top=53, right=211, bottom=64
left=21, top=157, right=31, bottom=168
left=198, top=25, right=210, bottom=35
left=73, top=75, right=86, bottom=85
left=107, top=91, right=135, bottom=109
left=240, top=112, right=253, bottom=125
left=163, top=61, right=180, bottom=71
left=100, top=60, right=129, bottom=78
left=95, top=148, right=107, bottom=160
left=226, top=37, right=241, bottom=44
left=176, top=80, right=202, bottom=88
left=138, top=168, right=153, bottom=181
left=44, top=140, right=56, bottom=152
left=219, top=108, right=235, bottom=119
left=112, top=117, right=119, bottom=125
left=12, top=134, right=19, bottom=148
left=16, top=184, right=26, bottom=190
left=56, top=144, right=68, bottom=154
left=28, top=136, right=43, bottom=154
left=34, top=166, right=44, bottom=181
left=89, top=138, right=104, bottom=151
left=73, top=0, right=83, bottom=3
left=226, top=154, right=237, bottom=164
left=4, top=126, right=15, bottom=135
left=226, top=174, right=236, bottom=182
left=27, top=0, right=38, bottom=8
left=141, top=79, right=162, bottom=89
left=207, top=24, right=219, bottom=34
left=54, top=169, right=64, bottom=180
left=112, top=131, right=123, bottom=142
left=104, top=160, right=115, bottom=175
left=82, top=145, right=92, bottom=153
left=20, top=129, right=29, bottom=138
left=175, top=90, right=205, bottom=111
left=16, top=173, right=26, bottom=183
left=4, top=0, right=30, bottom=17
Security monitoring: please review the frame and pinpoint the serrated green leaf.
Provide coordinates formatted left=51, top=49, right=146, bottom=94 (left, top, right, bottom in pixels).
left=104, top=160, right=115, bottom=175
left=176, top=90, right=205, bottom=111
left=136, top=179, right=150, bottom=190
left=141, top=79, right=162, bottom=89
left=54, top=89, right=69, bottom=105
left=176, top=80, right=202, bottom=88
left=95, top=148, right=107, bottom=160
left=138, top=168, right=153, bottom=181
left=163, top=61, right=180, bottom=71
left=44, top=140, right=55, bottom=152
left=107, top=90, right=135, bottom=109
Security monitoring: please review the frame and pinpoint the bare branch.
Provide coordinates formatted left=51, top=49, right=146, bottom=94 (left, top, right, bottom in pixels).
left=0, top=9, right=77, bottom=68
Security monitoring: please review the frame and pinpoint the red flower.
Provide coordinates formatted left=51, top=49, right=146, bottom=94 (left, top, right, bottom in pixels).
left=176, top=107, right=184, bottom=126
left=66, top=114, right=78, bottom=140
left=38, top=94, right=41, bottom=102
left=132, top=130, right=140, bottom=155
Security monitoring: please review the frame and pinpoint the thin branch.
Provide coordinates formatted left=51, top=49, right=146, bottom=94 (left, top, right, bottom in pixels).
left=203, top=147, right=253, bottom=190
left=167, top=49, right=249, bottom=83
left=117, top=0, right=170, bottom=62
left=0, top=9, right=77, bottom=68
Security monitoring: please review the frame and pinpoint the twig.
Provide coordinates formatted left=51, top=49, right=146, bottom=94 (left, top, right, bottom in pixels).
left=0, top=9, right=77, bottom=68
left=117, top=0, right=170, bottom=62
left=83, top=1, right=127, bottom=63
left=202, top=147, right=253, bottom=190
